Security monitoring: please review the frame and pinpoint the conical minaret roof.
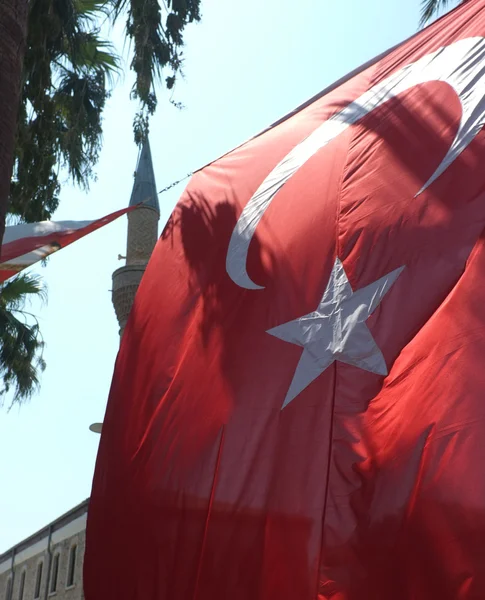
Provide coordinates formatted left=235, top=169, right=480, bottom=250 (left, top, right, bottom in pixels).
left=129, top=138, right=159, bottom=213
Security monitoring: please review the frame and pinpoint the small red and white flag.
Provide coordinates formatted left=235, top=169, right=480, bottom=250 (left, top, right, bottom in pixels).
left=0, top=207, right=133, bottom=282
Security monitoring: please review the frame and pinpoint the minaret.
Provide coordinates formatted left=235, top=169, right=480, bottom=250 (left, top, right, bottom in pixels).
left=112, top=139, right=160, bottom=339
left=90, top=141, right=159, bottom=434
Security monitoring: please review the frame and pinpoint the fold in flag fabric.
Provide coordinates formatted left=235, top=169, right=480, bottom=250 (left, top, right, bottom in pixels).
left=0, top=207, right=134, bottom=282
left=86, top=1, right=485, bottom=598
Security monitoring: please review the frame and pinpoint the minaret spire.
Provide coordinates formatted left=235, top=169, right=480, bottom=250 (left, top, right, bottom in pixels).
left=112, top=138, right=160, bottom=339
left=129, top=138, right=160, bottom=213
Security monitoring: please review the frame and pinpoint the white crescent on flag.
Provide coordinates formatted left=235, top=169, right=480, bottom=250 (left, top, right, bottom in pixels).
left=226, top=36, right=485, bottom=290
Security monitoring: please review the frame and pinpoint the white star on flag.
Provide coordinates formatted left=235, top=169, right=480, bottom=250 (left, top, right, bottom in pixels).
left=267, top=258, right=404, bottom=409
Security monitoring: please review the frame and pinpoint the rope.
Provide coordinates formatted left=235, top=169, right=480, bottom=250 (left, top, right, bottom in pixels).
left=157, top=173, right=192, bottom=196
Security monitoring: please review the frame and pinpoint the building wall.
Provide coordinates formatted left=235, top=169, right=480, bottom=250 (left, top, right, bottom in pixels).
left=0, top=503, right=87, bottom=600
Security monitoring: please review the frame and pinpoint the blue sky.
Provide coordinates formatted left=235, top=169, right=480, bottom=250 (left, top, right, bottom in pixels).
left=0, top=0, right=426, bottom=551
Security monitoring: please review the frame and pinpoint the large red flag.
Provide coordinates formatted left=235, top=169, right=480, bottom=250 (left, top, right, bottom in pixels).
left=86, top=1, right=485, bottom=598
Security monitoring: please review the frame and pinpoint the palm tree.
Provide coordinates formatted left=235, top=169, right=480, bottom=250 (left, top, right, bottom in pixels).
left=0, top=0, right=120, bottom=406
left=9, top=0, right=120, bottom=222
left=0, top=0, right=201, bottom=405
left=0, top=274, right=47, bottom=407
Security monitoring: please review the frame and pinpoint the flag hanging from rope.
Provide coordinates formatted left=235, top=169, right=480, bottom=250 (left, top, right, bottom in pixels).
left=86, top=0, right=485, bottom=598
left=0, top=207, right=134, bottom=282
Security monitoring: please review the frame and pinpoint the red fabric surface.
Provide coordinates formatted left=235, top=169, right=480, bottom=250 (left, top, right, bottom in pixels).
left=86, top=2, right=485, bottom=597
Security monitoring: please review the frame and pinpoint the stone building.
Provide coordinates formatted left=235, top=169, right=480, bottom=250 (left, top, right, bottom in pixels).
left=0, top=139, right=160, bottom=600
left=0, top=501, right=88, bottom=600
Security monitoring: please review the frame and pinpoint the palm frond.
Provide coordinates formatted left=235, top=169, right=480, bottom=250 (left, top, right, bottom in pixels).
left=53, top=68, right=106, bottom=185
left=0, top=274, right=47, bottom=407
left=420, top=0, right=456, bottom=26
left=0, top=274, right=47, bottom=309
left=75, top=0, right=111, bottom=19
left=62, top=31, right=121, bottom=82
left=104, top=0, right=201, bottom=143
left=9, top=0, right=119, bottom=221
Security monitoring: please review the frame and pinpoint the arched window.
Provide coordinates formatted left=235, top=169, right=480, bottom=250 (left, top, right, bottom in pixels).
left=66, top=545, right=77, bottom=588
left=18, top=570, right=26, bottom=600
left=49, top=553, right=60, bottom=594
left=34, top=562, right=43, bottom=599
left=5, top=576, right=12, bottom=600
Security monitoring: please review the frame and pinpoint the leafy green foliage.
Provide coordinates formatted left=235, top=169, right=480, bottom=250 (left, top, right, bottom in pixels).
left=9, top=0, right=201, bottom=222
left=9, top=0, right=120, bottom=223
left=110, top=0, right=201, bottom=143
left=2, top=0, right=201, bottom=406
left=0, top=274, right=47, bottom=406
left=420, top=0, right=460, bottom=26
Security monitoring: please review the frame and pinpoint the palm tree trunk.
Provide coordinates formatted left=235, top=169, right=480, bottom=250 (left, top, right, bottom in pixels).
left=0, top=0, right=27, bottom=253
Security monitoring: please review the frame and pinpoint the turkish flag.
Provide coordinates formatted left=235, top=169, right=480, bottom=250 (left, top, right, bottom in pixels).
left=86, top=1, right=485, bottom=598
